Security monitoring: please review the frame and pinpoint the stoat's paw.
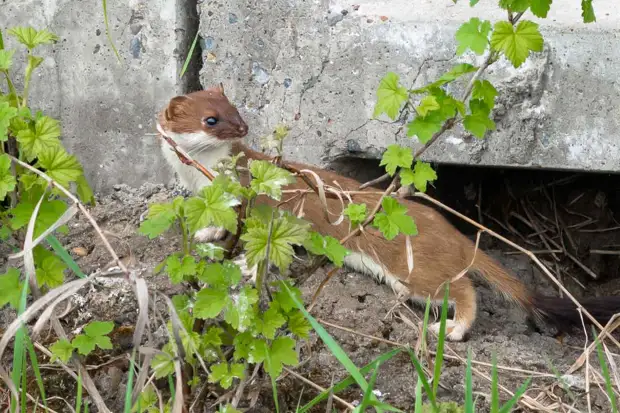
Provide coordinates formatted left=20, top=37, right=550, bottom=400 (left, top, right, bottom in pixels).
left=194, top=226, right=227, bottom=243
left=232, top=253, right=258, bottom=284
left=429, top=320, right=467, bottom=342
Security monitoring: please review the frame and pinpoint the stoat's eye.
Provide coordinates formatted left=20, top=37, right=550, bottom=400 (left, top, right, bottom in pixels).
left=203, top=117, right=218, bottom=126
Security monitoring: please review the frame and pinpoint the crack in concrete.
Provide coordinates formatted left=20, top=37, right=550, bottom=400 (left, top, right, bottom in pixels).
left=296, top=47, right=331, bottom=116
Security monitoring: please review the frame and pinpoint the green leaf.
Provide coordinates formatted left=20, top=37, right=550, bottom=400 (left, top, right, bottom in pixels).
left=71, top=321, right=114, bottom=355
left=407, top=111, right=444, bottom=144
left=472, top=79, right=498, bottom=109
left=581, top=0, right=596, bottom=23
left=264, top=336, right=299, bottom=377
left=241, top=211, right=310, bottom=272
left=373, top=72, right=408, bottom=120
left=8, top=27, right=58, bottom=50
left=84, top=320, right=114, bottom=337
left=400, top=161, right=438, bottom=193
left=0, top=49, right=14, bottom=71
left=456, top=17, right=492, bottom=55
left=343, top=203, right=367, bottom=227
left=164, top=255, right=197, bottom=284
left=36, top=146, right=84, bottom=188
left=151, top=345, right=175, bottom=379
left=138, top=202, right=178, bottom=239
left=9, top=196, right=68, bottom=239
left=223, top=285, right=259, bottom=332
left=463, top=99, right=496, bottom=138
left=208, top=362, right=245, bottom=389
left=202, top=326, right=224, bottom=348
left=498, top=0, right=530, bottom=12
left=198, top=261, right=242, bottom=288
left=195, top=242, right=226, bottom=260
left=0, top=102, right=18, bottom=142
left=287, top=311, right=312, bottom=339
left=0, top=154, right=16, bottom=201
left=50, top=339, right=74, bottom=363
left=530, top=0, right=552, bottom=17
left=132, top=385, right=158, bottom=413
left=303, top=232, right=349, bottom=267
left=35, top=255, right=66, bottom=288
left=372, top=197, right=418, bottom=240
left=379, top=144, right=413, bottom=176
left=412, top=64, right=477, bottom=93
left=194, top=287, right=229, bottom=319
left=0, top=268, right=25, bottom=309
left=259, top=305, right=286, bottom=339
left=490, top=20, right=544, bottom=68
left=185, top=184, right=239, bottom=233
left=273, top=281, right=303, bottom=313
left=249, top=160, right=296, bottom=200
left=76, top=175, right=95, bottom=206
left=415, top=95, right=440, bottom=117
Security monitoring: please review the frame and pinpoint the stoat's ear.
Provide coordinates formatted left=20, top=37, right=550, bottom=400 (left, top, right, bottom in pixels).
left=164, top=95, right=190, bottom=121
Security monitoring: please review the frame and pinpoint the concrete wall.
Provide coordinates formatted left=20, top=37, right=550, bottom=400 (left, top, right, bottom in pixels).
left=3, top=0, right=619, bottom=195
left=1, top=0, right=201, bottom=193
left=199, top=0, right=620, bottom=174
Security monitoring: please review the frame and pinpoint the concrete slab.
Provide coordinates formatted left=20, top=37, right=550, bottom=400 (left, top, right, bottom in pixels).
left=198, top=0, right=620, bottom=174
left=1, top=0, right=199, bottom=193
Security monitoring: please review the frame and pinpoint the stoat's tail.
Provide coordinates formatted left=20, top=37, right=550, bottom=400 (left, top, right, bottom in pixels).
left=471, top=251, right=620, bottom=332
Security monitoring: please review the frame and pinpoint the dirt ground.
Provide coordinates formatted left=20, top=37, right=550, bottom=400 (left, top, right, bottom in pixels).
left=2, top=168, right=620, bottom=412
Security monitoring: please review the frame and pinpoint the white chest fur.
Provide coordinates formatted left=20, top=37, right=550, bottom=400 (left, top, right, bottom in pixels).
left=158, top=127, right=232, bottom=194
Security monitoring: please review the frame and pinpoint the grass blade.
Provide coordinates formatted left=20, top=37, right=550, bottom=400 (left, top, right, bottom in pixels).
left=357, top=364, right=381, bottom=412
left=123, top=349, right=138, bottom=413
left=10, top=276, right=30, bottom=412
left=465, top=348, right=474, bottom=413
left=298, top=349, right=402, bottom=413
left=491, top=352, right=499, bottom=413
left=20, top=350, right=27, bottom=413
left=282, top=282, right=372, bottom=395
left=76, top=370, right=83, bottom=413
left=593, top=326, right=619, bottom=413
left=498, top=377, right=531, bottom=413
left=407, top=348, right=437, bottom=411
left=46, top=235, right=87, bottom=278
left=101, top=0, right=122, bottom=63
left=25, top=335, right=49, bottom=412
left=432, top=283, right=450, bottom=396
left=180, top=32, right=199, bottom=78
left=414, top=373, right=423, bottom=413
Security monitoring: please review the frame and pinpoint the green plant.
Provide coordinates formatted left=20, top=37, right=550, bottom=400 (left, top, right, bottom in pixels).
left=1, top=25, right=96, bottom=412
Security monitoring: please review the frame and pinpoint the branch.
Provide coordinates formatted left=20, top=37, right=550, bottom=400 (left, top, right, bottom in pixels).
left=360, top=49, right=496, bottom=191
left=156, top=124, right=216, bottom=181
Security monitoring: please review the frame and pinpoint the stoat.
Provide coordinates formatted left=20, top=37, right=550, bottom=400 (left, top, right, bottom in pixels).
left=156, top=84, right=620, bottom=341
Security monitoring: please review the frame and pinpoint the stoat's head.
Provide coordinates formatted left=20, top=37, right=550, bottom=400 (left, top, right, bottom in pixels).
left=158, top=83, right=248, bottom=150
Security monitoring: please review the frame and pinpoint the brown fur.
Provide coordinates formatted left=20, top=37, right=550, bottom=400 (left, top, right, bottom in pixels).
left=157, top=85, right=620, bottom=340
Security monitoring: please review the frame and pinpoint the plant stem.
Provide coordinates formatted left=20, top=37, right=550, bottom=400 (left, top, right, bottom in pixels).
left=179, top=220, right=190, bottom=256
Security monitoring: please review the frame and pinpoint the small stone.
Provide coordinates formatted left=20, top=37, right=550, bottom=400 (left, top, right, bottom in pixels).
left=327, top=12, right=344, bottom=26
left=251, top=62, right=270, bottom=85
left=72, top=247, right=88, bottom=257
left=352, top=4, right=360, bottom=11
left=366, top=18, right=373, bottom=23
left=201, top=36, right=215, bottom=51
left=228, top=13, right=238, bottom=24
left=341, top=9, right=348, bottom=15
left=380, top=15, right=389, bottom=22
left=283, top=78, right=292, bottom=88
left=129, top=37, right=141, bottom=58
left=346, top=139, right=361, bottom=152
left=206, top=52, right=217, bottom=62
